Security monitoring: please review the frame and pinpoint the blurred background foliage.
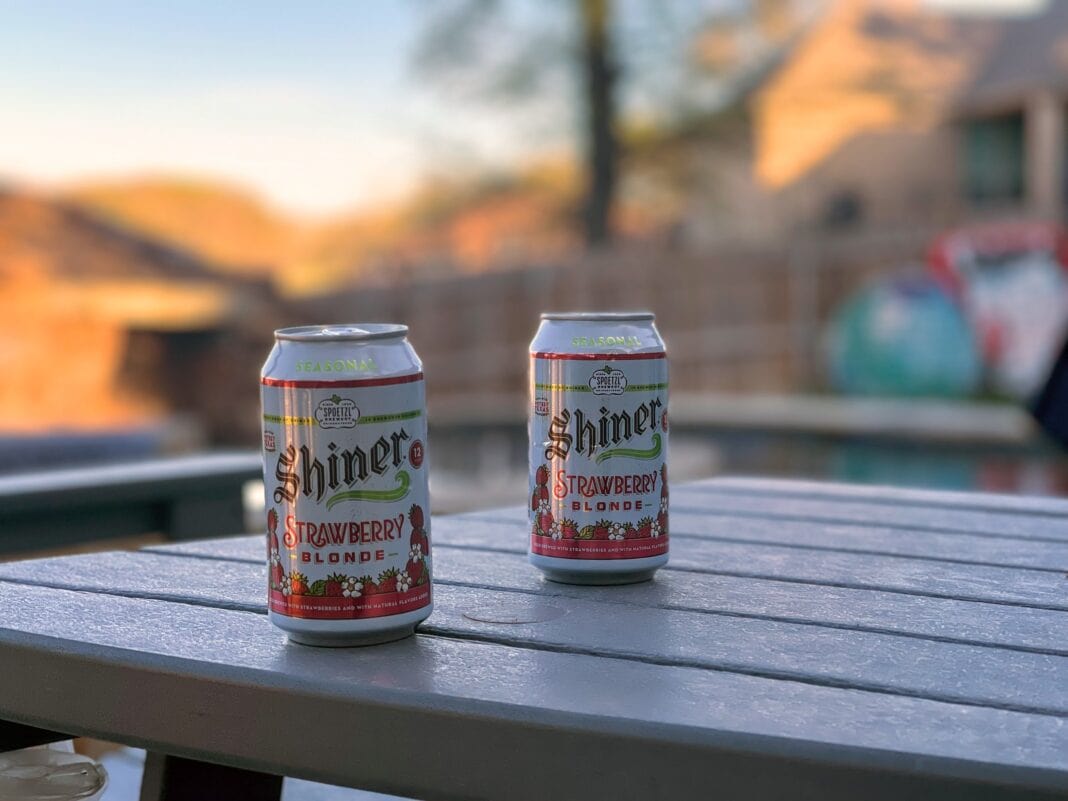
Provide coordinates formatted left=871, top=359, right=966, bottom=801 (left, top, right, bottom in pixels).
left=0, top=0, right=1065, bottom=496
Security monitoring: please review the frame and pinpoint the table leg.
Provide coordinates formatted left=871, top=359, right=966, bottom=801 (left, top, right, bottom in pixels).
left=140, top=752, right=283, bottom=801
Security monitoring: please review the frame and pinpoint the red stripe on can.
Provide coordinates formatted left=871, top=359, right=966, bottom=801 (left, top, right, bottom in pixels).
left=531, top=352, right=666, bottom=361
left=530, top=536, right=669, bottom=559
left=269, top=584, right=431, bottom=619
left=261, top=372, right=423, bottom=389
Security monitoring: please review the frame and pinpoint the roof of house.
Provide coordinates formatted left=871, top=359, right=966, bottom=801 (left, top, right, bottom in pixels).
left=959, top=1, right=1068, bottom=114
left=752, top=0, right=1002, bottom=188
left=0, top=188, right=265, bottom=329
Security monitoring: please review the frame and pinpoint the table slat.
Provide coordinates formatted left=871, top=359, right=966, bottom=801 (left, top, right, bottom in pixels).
left=4, top=552, right=1068, bottom=717
left=150, top=536, right=1068, bottom=656
left=461, top=506, right=1068, bottom=571
left=1, top=582, right=1067, bottom=800
left=689, top=477, right=1068, bottom=516
left=433, top=518, right=1068, bottom=610
left=672, top=482, right=1068, bottom=541
left=150, top=520, right=1068, bottom=611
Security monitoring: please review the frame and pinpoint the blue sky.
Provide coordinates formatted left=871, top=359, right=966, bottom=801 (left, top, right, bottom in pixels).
left=0, top=1, right=545, bottom=215
left=0, top=0, right=1045, bottom=216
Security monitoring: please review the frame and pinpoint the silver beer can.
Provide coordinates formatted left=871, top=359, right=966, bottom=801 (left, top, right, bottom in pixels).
left=260, top=324, right=432, bottom=645
left=529, top=312, right=669, bottom=584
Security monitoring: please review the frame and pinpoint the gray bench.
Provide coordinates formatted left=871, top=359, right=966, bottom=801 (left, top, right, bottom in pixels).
left=0, top=452, right=260, bottom=554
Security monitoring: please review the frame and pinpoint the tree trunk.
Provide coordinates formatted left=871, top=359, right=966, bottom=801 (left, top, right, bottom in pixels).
left=580, top=0, right=618, bottom=247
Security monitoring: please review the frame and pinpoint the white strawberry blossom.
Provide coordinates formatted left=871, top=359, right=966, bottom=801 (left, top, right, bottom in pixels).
left=409, top=543, right=423, bottom=560
left=342, top=577, right=362, bottom=598
left=659, top=496, right=668, bottom=513
left=651, top=522, right=662, bottom=538
left=280, top=575, right=292, bottom=596
left=537, top=498, right=551, bottom=515
left=550, top=521, right=562, bottom=540
left=397, top=571, right=412, bottom=593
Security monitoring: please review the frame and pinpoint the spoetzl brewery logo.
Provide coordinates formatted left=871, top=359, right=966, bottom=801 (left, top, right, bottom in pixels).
left=589, top=365, right=627, bottom=395
left=316, top=395, right=359, bottom=429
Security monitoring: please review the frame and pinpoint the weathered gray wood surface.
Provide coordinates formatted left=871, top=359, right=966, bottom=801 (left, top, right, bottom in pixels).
left=405, top=514, right=1068, bottom=610
left=0, top=477, right=1066, bottom=801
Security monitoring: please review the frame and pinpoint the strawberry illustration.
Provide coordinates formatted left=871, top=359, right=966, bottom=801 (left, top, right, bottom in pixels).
left=288, top=570, right=309, bottom=595
left=531, top=491, right=540, bottom=512
left=636, top=517, right=654, bottom=538
left=661, top=464, right=669, bottom=496
left=535, top=465, right=549, bottom=486
left=410, top=527, right=429, bottom=556
left=377, top=578, right=397, bottom=594
left=592, top=520, right=611, bottom=540
left=377, top=567, right=400, bottom=594
left=536, top=484, right=549, bottom=502
left=559, top=519, right=579, bottom=539
left=270, top=562, right=284, bottom=588
left=357, top=575, right=377, bottom=594
left=623, top=523, right=640, bottom=539
left=324, top=572, right=347, bottom=597
left=266, top=507, right=279, bottom=535
left=537, top=510, right=555, bottom=535
left=657, top=511, right=668, bottom=532
left=406, top=558, right=426, bottom=584
left=409, top=504, right=425, bottom=530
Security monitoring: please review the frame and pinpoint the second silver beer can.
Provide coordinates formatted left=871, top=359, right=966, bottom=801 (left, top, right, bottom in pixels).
left=528, top=312, right=669, bottom=584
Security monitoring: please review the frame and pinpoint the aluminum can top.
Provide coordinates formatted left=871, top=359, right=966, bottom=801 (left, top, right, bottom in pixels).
left=540, top=311, right=654, bottom=322
left=275, top=323, right=408, bottom=342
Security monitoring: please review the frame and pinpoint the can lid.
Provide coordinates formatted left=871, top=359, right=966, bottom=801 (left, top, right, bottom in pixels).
left=0, top=749, right=107, bottom=801
left=275, top=323, right=408, bottom=342
left=540, top=311, right=655, bottom=322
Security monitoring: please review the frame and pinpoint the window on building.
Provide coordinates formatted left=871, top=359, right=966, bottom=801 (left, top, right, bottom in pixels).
left=963, top=113, right=1025, bottom=204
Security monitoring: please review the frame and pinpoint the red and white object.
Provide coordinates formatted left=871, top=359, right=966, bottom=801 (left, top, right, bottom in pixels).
left=261, top=324, right=431, bottom=646
left=928, top=222, right=1068, bottom=398
left=529, top=312, right=669, bottom=584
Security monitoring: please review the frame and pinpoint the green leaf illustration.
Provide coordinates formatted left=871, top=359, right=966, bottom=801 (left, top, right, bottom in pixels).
left=326, top=470, right=412, bottom=509
left=595, top=432, right=663, bottom=464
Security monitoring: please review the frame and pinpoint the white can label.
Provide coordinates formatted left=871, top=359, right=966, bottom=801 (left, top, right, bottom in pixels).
left=261, top=373, right=430, bottom=620
left=529, top=353, right=668, bottom=560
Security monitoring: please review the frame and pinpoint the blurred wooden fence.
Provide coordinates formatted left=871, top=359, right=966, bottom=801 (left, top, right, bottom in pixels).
left=300, top=228, right=936, bottom=402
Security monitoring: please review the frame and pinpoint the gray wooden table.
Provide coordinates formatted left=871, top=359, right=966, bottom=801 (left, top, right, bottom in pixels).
left=0, top=477, right=1066, bottom=800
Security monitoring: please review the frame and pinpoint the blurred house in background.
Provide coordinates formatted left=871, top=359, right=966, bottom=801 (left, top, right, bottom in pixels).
left=0, top=0, right=1065, bottom=492
left=955, top=1, right=1068, bottom=221
left=688, top=0, right=1068, bottom=241
left=0, top=189, right=276, bottom=447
